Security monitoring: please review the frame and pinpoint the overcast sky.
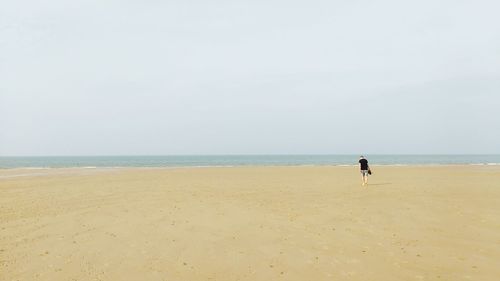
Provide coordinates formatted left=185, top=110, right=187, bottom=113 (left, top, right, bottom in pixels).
left=1, top=0, right=499, bottom=156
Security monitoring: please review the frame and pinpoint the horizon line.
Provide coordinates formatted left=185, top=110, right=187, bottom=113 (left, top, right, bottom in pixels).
left=1, top=153, right=499, bottom=157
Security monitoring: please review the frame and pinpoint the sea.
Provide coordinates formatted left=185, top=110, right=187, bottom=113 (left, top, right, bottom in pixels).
left=0, top=155, right=499, bottom=169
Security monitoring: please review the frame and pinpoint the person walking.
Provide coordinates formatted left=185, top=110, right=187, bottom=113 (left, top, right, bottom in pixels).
left=359, top=156, right=370, bottom=186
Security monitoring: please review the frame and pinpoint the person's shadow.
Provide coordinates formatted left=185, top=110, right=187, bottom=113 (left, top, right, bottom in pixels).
left=368, top=183, right=392, bottom=186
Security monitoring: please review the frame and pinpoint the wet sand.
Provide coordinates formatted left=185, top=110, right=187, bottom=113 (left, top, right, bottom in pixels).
left=1, top=166, right=499, bottom=281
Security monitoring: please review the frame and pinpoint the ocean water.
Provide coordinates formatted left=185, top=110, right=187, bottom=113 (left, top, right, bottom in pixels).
left=0, top=155, right=499, bottom=168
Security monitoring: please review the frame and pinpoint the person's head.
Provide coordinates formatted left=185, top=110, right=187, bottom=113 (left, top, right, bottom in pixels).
left=360, top=155, right=364, bottom=159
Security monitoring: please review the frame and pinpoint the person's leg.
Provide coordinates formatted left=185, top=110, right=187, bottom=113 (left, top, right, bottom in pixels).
left=361, top=171, right=367, bottom=185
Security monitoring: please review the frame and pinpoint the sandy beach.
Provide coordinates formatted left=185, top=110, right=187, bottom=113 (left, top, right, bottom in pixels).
left=1, top=165, right=499, bottom=281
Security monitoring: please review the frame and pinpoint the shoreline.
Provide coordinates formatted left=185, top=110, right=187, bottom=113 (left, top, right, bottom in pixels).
left=2, top=155, right=499, bottom=171
left=1, top=162, right=499, bottom=170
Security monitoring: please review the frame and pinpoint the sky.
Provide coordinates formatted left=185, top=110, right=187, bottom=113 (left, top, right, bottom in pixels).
left=1, top=0, right=499, bottom=156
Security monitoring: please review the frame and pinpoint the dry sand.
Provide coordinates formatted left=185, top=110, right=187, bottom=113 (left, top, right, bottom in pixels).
left=1, top=166, right=499, bottom=281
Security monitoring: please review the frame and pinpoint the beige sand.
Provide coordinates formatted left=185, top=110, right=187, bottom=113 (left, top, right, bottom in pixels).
left=1, top=166, right=499, bottom=281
